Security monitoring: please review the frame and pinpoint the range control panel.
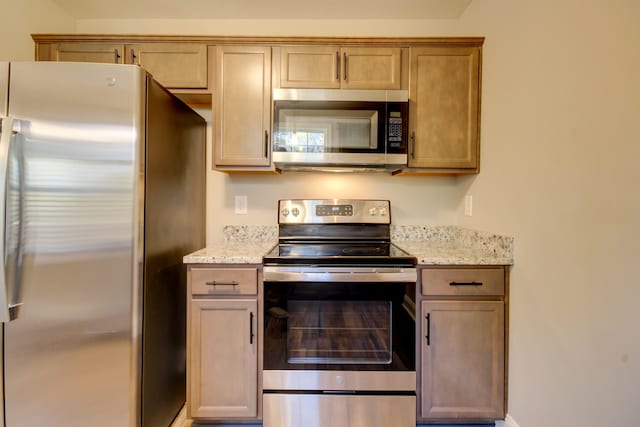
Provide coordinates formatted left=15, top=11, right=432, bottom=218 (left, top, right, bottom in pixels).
left=278, top=199, right=390, bottom=224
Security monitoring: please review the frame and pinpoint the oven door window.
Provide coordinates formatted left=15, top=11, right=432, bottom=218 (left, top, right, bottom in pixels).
left=264, top=282, right=415, bottom=371
left=287, top=300, right=391, bottom=364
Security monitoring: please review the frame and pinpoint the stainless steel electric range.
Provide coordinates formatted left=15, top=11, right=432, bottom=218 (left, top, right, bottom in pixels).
left=262, top=199, right=417, bottom=427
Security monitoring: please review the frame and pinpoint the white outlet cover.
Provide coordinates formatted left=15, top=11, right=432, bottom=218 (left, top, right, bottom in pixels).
left=464, top=195, right=473, bottom=216
left=235, top=195, right=248, bottom=214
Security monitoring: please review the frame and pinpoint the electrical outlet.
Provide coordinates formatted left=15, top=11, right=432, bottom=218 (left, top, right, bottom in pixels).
left=464, top=195, right=473, bottom=216
left=235, top=195, right=248, bottom=214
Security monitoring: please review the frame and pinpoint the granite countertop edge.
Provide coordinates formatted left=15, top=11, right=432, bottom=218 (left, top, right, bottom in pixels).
left=183, top=225, right=514, bottom=266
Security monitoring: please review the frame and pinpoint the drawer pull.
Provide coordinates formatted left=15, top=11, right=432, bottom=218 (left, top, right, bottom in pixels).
left=205, top=280, right=239, bottom=286
left=449, top=281, right=483, bottom=286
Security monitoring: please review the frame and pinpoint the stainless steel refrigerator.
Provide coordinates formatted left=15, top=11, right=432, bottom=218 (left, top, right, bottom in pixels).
left=0, top=62, right=206, bottom=427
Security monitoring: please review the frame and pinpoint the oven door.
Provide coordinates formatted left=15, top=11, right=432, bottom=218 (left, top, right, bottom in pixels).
left=263, top=267, right=416, bottom=391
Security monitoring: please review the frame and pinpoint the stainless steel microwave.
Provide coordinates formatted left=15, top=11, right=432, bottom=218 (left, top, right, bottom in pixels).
left=272, top=89, right=408, bottom=171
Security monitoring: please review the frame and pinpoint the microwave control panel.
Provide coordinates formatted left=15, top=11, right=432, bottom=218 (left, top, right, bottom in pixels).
left=388, top=112, right=403, bottom=143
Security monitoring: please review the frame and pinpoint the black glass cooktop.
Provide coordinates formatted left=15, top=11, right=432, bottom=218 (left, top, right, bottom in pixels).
left=263, top=241, right=416, bottom=266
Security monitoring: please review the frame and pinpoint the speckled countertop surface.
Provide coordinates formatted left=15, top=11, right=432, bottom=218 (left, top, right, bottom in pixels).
left=183, top=226, right=277, bottom=264
left=183, top=225, right=514, bottom=265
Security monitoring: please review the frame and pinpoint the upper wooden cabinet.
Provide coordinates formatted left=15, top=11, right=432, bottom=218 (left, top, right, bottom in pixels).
left=39, top=41, right=208, bottom=90
left=407, top=46, right=481, bottom=173
left=277, top=46, right=406, bottom=90
left=213, top=45, right=272, bottom=169
left=128, top=43, right=208, bottom=89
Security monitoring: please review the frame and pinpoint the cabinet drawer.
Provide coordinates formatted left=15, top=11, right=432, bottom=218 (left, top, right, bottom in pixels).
left=421, top=268, right=504, bottom=296
left=191, top=268, right=258, bottom=296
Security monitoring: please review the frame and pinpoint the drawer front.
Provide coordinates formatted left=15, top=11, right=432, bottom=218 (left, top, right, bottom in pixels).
left=191, top=268, right=258, bottom=296
left=421, top=268, right=504, bottom=296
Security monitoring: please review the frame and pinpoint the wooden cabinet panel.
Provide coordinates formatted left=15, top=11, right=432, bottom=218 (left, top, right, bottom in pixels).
left=408, top=46, right=480, bottom=171
left=280, top=45, right=340, bottom=89
left=128, top=43, right=208, bottom=89
left=191, top=267, right=258, bottom=296
left=278, top=46, right=404, bottom=90
left=341, top=47, right=402, bottom=90
left=46, top=41, right=208, bottom=90
left=422, top=268, right=504, bottom=296
left=49, top=42, right=124, bottom=64
left=189, top=298, right=258, bottom=419
left=421, top=300, right=504, bottom=420
left=214, top=45, right=271, bottom=168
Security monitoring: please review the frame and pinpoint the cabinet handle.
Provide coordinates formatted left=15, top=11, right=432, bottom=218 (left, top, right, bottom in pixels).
left=264, top=130, right=269, bottom=158
left=336, top=51, right=340, bottom=80
left=450, top=281, right=483, bottom=286
left=114, top=49, right=121, bottom=63
left=410, top=132, right=416, bottom=159
left=343, top=52, right=348, bottom=82
left=249, top=312, right=255, bottom=344
left=130, top=48, right=137, bottom=65
left=425, top=313, right=431, bottom=346
left=205, top=280, right=238, bottom=286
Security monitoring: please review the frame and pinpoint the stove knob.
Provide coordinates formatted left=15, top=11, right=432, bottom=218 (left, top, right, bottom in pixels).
left=369, top=207, right=378, bottom=216
left=291, top=207, right=300, bottom=217
left=281, top=208, right=290, bottom=217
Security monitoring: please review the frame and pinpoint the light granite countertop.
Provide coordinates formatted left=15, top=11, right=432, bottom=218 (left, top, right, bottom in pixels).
left=183, top=225, right=514, bottom=265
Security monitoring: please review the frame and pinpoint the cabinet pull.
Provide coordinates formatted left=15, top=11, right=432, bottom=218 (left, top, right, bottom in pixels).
left=336, top=51, right=340, bottom=80
left=205, top=280, right=238, bottom=286
left=249, top=312, right=255, bottom=344
left=114, top=49, right=121, bottom=63
left=410, top=132, right=416, bottom=159
left=425, top=313, right=431, bottom=346
left=264, top=130, right=269, bottom=158
left=343, top=52, right=348, bottom=82
left=450, top=281, right=483, bottom=286
left=130, top=48, right=137, bottom=65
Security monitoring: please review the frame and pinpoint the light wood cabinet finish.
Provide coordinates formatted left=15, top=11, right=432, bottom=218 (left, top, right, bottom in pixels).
left=213, top=45, right=272, bottom=169
left=45, top=41, right=208, bottom=90
left=191, top=268, right=258, bottom=296
left=418, top=266, right=507, bottom=422
left=187, top=265, right=262, bottom=421
left=128, top=43, right=208, bottom=89
left=422, top=268, right=504, bottom=297
left=278, top=46, right=404, bottom=90
left=49, top=42, right=125, bottom=64
left=407, top=46, right=481, bottom=172
left=189, top=298, right=258, bottom=419
left=420, top=300, right=504, bottom=420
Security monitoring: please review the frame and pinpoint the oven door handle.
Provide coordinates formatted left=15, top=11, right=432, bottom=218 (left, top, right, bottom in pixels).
left=263, top=267, right=417, bottom=283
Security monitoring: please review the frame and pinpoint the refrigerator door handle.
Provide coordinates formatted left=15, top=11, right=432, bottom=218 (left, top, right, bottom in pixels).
left=0, top=115, right=14, bottom=322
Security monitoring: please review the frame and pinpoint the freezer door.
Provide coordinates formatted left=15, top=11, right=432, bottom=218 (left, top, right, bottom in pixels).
left=2, top=62, right=145, bottom=427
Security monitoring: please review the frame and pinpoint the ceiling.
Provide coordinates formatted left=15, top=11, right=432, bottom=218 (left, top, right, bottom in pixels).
left=49, top=0, right=473, bottom=20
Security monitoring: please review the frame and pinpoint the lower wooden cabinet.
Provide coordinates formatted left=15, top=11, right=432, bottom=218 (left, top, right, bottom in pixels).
left=421, top=300, right=504, bottom=420
left=418, top=267, right=507, bottom=422
left=187, top=266, right=260, bottom=421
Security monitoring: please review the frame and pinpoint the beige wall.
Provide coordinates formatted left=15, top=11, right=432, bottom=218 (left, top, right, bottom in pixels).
left=0, top=0, right=74, bottom=60
left=8, top=0, right=640, bottom=426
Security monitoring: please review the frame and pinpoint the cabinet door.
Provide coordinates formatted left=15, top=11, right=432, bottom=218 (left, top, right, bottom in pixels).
left=214, top=45, right=272, bottom=167
left=279, top=45, right=340, bottom=89
left=421, top=300, right=504, bottom=420
left=189, top=299, right=258, bottom=419
left=409, top=47, right=480, bottom=170
left=49, top=42, right=125, bottom=64
left=127, top=43, right=208, bottom=89
left=341, top=47, right=402, bottom=90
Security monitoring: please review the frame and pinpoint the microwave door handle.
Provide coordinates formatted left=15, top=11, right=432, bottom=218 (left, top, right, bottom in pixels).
left=411, top=132, right=416, bottom=159
left=343, top=52, right=348, bottom=82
